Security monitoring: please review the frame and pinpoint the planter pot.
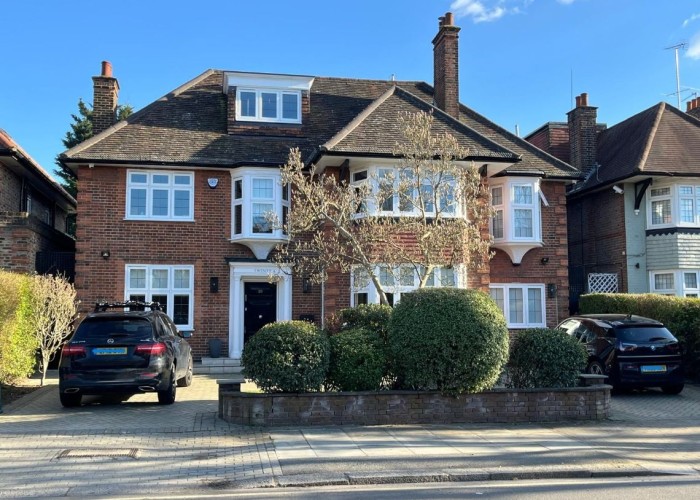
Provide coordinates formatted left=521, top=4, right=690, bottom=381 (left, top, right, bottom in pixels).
left=208, top=338, right=223, bottom=358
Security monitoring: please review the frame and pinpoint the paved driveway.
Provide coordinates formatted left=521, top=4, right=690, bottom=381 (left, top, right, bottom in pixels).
left=0, top=375, right=280, bottom=497
left=1, top=376, right=699, bottom=497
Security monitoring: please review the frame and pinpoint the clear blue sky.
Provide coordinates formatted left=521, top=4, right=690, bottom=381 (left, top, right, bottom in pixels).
left=2, top=0, right=700, bottom=180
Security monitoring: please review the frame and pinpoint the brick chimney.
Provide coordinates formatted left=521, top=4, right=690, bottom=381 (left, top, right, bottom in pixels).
left=432, top=12, right=461, bottom=119
left=687, top=97, right=700, bottom=120
left=567, top=93, right=598, bottom=175
left=92, top=61, right=120, bottom=135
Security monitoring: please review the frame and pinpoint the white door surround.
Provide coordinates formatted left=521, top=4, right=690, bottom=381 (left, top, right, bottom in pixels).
left=228, top=262, right=292, bottom=359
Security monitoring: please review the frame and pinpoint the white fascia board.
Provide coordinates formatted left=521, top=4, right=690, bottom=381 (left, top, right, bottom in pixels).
left=225, top=72, right=314, bottom=93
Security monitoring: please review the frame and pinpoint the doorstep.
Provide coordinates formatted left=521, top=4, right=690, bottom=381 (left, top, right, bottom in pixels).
left=194, top=357, right=243, bottom=375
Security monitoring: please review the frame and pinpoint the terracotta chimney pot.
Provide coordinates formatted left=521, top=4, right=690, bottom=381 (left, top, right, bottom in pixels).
left=101, top=61, right=112, bottom=78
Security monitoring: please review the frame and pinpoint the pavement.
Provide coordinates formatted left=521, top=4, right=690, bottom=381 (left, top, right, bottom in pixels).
left=1, top=373, right=700, bottom=497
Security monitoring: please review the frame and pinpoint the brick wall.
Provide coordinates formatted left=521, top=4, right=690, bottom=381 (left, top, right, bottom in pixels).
left=0, top=212, right=74, bottom=273
left=568, top=189, right=627, bottom=298
left=526, top=124, right=570, bottom=164
left=75, top=165, right=323, bottom=359
left=0, top=163, right=22, bottom=212
left=220, top=386, right=611, bottom=426
left=489, top=181, right=570, bottom=326
left=567, top=95, right=598, bottom=175
left=92, top=74, right=119, bottom=135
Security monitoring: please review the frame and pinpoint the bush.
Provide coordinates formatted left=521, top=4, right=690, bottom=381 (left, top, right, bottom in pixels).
left=336, top=304, right=392, bottom=340
left=580, top=293, right=700, bottom=379
left=242, top=320, right=330, bottom=393
left=0, top=271, right=37, bottom=384
left=389, top=288, right=509, bottom=394
left=507, top=328, right=587, bottom=389
left=325, top=327, right=385, bottom=391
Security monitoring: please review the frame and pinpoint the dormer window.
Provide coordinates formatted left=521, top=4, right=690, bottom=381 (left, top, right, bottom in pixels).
left=225, top=72, right=314, bottom=127
left=236, top=89, right=301, bottom=124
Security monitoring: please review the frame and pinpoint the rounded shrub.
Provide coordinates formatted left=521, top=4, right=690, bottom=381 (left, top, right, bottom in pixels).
left=388, top=288, right=509, bottom=394
left=337, top=304, right=392, bottom=340
left=325, top=327, right=385, bottom=392
left=241, top=320, right=330, bottom=393
left=507, top=328, right=588, bottom=389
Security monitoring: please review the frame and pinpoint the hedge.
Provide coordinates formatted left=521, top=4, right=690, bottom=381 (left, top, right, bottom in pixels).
left=0, top=270, right=37, bottom=384
left=580, top=293, right=700, bottom=378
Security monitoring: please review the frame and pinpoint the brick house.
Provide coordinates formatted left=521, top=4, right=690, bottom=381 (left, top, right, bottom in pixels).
left=527, top=93, right=700, bottom=309
left=1, top=129, right=76, bottom=277
left=60, top=13, right=579, bottom=365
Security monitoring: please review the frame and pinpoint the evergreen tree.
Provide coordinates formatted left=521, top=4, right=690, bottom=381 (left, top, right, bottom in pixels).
left=55, top=99, right=132, bottom=198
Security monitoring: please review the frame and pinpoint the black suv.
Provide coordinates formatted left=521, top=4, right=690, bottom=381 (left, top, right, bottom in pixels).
left=58, top=302, right=194, bottom=407
left=557, top=314, right=684, bottom=394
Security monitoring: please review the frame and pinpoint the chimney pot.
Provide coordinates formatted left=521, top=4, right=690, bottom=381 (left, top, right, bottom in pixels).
left=101, top=60, right=112, bottom=78
left=581, top=92, right=588, bottom=106
left=575, top=95, right=581, bottom=107
left=444, top=12, right=454, bottom=26
left=687, top=101, right=693, bottom=112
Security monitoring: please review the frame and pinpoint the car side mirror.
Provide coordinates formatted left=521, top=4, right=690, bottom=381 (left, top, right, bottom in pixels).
left=179, top=330, right=192, bottom=339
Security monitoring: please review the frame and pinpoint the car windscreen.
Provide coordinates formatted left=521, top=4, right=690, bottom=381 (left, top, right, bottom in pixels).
left=616, top=327, right=676, bottom=343
left=73, top=318, right=153, bottom=341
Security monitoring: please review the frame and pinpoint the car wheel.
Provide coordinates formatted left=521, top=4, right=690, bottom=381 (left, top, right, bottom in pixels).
left=177, top=354, right=193, bottom=387
left=60, top=392, right=82, bottom=408
left=158, top=366, right=177, bottom=405
left=662, top=384, right=684, bottom=395
left=586, top=360, right=605, bottom=375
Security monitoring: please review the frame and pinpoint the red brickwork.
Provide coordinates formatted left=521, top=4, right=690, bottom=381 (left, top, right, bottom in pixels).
left=526, top=124, right=570, bottom=164
left=489, top=181, right=570, bottom=326
left=0, top=163, right=22, bottom=212
left=568, top=189, right=627, bottom=293
left=92, top=75, right=119, bottom=135
left=0, top=213, right=74, bottom=273
left=220, top=386, right=611, bottom=426
left=567, top=94, right=598, bottom=175
left=432, top=14, right=461, bottom=119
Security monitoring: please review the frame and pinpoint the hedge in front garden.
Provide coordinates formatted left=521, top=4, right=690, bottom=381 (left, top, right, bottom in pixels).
left=325, top=327, right=385, bottom=391
left=507, top=328, right=587, bottom=389
left=580, top=293, right=700, bottom=378
left=389, top=288, right=509, bottom=394
left=0, top=270, right=37, bottom=384
left=242, top=320, right=330, bottom=393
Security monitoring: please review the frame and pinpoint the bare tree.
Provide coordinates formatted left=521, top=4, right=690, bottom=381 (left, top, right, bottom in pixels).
left=32, top=274, right=78, bottom=386
left=273, top=111, right=493, bottom=305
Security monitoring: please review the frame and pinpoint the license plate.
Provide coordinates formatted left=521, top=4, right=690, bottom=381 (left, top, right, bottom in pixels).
left=641, top=365, right=667, bottom=373
left=93, top=347, right=127, bottom=355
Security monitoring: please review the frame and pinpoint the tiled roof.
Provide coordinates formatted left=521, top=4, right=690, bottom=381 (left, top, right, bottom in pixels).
left=572, top=102, right=700, bottom=194
left=61, top=70, right=579, bottom=179
left=1, top=128, right=76, bottom=207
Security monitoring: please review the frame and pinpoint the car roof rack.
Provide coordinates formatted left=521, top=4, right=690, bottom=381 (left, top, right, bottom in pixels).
left=94, top=301, right=162, bottom=312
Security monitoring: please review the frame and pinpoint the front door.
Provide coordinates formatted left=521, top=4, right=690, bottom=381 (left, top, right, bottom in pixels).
left=244, top=282, right=277, bottom=344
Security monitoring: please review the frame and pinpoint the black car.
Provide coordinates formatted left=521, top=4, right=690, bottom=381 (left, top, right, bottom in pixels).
left=557, top=314, right=684, bottom=394
left=58, top=301, right=194, bottom=407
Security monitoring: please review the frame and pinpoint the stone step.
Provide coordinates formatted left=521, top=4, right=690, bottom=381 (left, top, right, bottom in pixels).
left=194, top=359, right=244, bottom=375
left=200, top=357, right=242, bottom=367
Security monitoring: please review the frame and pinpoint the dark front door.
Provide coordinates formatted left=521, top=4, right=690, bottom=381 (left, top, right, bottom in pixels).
left=244, top=282, right=277, bottom=344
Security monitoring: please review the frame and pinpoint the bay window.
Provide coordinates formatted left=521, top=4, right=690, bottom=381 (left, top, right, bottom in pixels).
left=650, top=269, right=700, bottom=297
left=647, top=183, right=700, bottom=229
left=352, top=264, right=461, bottom=306
left=230, top=168, right=289, bottom=259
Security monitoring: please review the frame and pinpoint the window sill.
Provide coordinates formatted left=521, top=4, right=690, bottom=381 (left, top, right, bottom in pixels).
left=124, top=217, right=195, bottom=223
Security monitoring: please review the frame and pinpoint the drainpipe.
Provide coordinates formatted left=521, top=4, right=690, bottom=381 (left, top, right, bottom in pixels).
left=321, top=280, right=325, bottom=329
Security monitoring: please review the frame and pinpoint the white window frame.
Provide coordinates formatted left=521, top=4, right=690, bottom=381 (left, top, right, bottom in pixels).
left=489, top=283, right=546, bottom=328
left=126, top=170, right=194, bottom=221
left=646, top=182, right=700, bottom=229
left=230, top=168, right=288, bottom=241
left=235, top=88, right=301, bottom=124
left=125, top=264, right=194, bottom=330
left=351, top=264, right=462, bottom=306
left=489, top=178, right=542, bottom=243
left=649, top=269, right=700, bottom=297
left=349, top=165, right=461, bottom=219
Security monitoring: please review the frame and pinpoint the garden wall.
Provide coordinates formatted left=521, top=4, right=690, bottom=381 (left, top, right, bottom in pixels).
left=219, top=386, right=610, bottom=426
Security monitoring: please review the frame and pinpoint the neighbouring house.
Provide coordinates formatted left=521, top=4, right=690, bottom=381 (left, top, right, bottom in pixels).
left=60, top=12, right=580, bottom=366
left=0, top=129, right=76, bottom=278
left=527, top=93, right=700, bottom=310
